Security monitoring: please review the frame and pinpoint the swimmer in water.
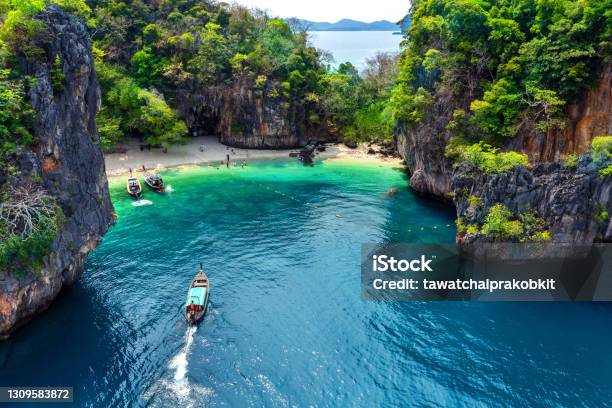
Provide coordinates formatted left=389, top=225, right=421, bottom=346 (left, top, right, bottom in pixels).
left=386, top=187, right=398, bottom=196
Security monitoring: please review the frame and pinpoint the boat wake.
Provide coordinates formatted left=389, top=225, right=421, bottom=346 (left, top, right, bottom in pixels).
left=168, top=325, right=197, bottom=397
left=142, top=326, right=213, bottom=407
left=132, top=199, right=153, bottom=207
left=165, top=185, right=174, bottom=192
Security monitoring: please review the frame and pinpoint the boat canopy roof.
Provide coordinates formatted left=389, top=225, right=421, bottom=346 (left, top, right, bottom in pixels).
left=128, top=177, right=138, bottom=182
left=186, top=286, right=207, bottom=306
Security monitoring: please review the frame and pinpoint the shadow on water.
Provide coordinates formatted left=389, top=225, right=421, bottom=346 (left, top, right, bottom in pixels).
left=0, top=283, right=133, bottom=405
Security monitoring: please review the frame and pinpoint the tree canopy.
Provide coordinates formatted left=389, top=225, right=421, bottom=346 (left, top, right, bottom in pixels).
left=391, top=0, right=611, bottom=142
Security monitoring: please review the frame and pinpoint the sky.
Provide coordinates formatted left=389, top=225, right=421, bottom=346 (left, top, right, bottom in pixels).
left=231, top=0, right=410, bottom=23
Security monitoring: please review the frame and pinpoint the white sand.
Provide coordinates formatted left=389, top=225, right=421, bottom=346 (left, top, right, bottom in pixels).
left=104, top=136, right=400, bottom=176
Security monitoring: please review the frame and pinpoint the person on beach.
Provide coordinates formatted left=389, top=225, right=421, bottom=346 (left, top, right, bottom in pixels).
left=226, top=154, right=230, bottom=168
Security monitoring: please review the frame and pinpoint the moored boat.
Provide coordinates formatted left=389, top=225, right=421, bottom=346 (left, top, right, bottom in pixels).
left=142, top=165, right=165, bottom=192
left=185, top=263, right=209, bottom=325
left=126, top=169, right=143, bottom=198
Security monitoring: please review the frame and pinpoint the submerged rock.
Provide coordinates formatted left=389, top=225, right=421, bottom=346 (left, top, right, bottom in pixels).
left=0, top=6, right=114, bottom=339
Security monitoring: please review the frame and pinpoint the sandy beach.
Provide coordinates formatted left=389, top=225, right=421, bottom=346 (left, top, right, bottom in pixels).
left=104, top=136, right=401, bottom=176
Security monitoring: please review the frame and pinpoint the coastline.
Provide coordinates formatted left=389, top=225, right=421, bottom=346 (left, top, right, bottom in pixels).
left=104, top=136, right=402, bottom=177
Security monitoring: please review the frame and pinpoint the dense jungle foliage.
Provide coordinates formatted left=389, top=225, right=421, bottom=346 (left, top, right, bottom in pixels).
left=0, top=0, right=611, bottom=158
left=0, top=0, right=397, bottom=155
left=391, top=0, right=611, bottom=146
left=89, top=0, right=327, bottom=148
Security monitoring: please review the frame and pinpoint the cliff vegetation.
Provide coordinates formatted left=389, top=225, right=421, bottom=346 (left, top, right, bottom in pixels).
left=0, top=2, right=113, bottom=337
left=392, top=0, right=611, bottom=244
left=392, top=0, right=610, bottom=145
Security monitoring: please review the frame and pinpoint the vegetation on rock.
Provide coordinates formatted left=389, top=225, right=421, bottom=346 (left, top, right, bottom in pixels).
left=391, top=0, right=610, bottom=144
left=89, top=1, right=328, bottom=147
left=445, top=139, right=529, bottom=173
left=0, top=184, right=65, bottom=275
left=592, top=136, right=612, bottom=162
left=475, top=204, right=551, bottom=242
left=590, top=136, right=612, bottom=176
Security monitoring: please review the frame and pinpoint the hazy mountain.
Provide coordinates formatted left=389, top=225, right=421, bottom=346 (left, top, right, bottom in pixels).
left=398, top=14, right=412, bottom=32
left=290, top=18, right=400, bottom=31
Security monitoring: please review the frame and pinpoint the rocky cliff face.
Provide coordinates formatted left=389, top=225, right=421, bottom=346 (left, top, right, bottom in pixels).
left=217, top=79, right=303, bottom=148
left=395, top=65, right=612, bottom=244
left=176, top=79, right=326, bottom=149
left=396, top=65, right=612, bottom=200
left=0, top=6, right=114, bottom=339
left=394, top=117, right=453, bottom=201
left=453, top=161, right=612, bottom=246
left=394, top=70, right=479, bottom=201
left=514, top=66, right=612, bottom=162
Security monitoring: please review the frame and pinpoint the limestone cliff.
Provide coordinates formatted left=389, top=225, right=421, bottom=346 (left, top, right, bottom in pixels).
left=0, top=6, right=114, bottom=338
left=174, top=79, right=327, bottom=149
left=514, top=66, right=612, bottom=162
left=217, top=79, right=302, bottom=149
left=453, top=161, right=612, bottom=245
left=396, top=65, right=612, bottom=200
left=395, top=64, right=612, bottom=244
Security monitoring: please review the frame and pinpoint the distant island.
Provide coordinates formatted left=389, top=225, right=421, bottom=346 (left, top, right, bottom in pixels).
left=290, top=18, right=400, bottom=31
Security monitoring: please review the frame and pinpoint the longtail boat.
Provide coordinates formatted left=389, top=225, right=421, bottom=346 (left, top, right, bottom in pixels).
left=126, top=169, right=142, bottom=198
left=142, top=165, right=165, bottom=193
left=185, top=263, right=209, bottom=325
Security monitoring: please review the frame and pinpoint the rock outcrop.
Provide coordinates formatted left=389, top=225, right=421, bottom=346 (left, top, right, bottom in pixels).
left=0, top=6, right=114, bottom=339
left=396, top=64, right=612, bottom=200
left=514, top=65, right=612, bottom=162
left=176, top=78, right=328, bottom=149
left=394, top=67, right=479, bottom=201
left=395, top=64, right=612, bottom=245
left=395, top=122, right=453, bottom=200
left=218, top=78, right=331, bottom=149
left=217, top=79, right=302, bottom=148
left=452, top=161, right=612, bottom=246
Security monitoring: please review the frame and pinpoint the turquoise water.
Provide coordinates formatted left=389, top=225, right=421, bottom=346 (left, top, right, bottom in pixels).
left=1, top=159, right=612, bottom=407
left=309, top=31, right=402, bottom=70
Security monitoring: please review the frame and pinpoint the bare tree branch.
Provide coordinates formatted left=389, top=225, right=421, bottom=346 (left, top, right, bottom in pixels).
left=0, top=184, right=56, bottom=239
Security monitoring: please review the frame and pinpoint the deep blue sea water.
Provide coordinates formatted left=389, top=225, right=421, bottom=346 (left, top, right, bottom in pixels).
left=1, top=159, right=611, bottom=407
